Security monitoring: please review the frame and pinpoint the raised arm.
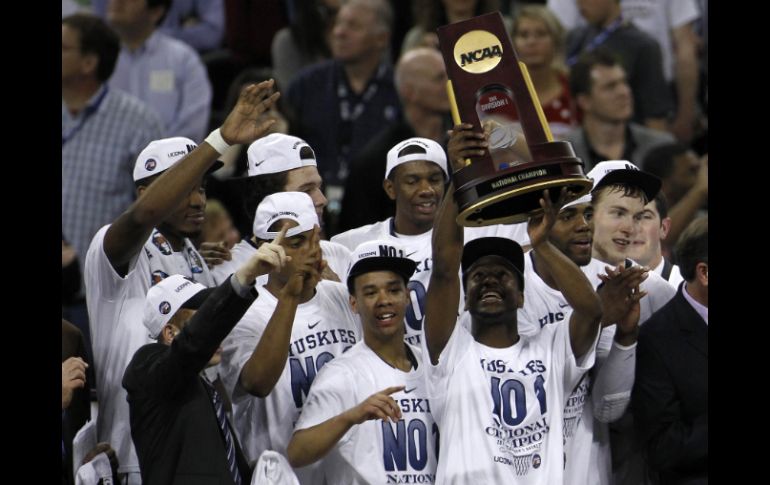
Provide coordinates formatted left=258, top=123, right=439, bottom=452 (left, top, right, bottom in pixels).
left=528, top=190, right=603, bottom=358
left=129, top=232, right=290, bottom=396
left=287, top=385, right=404, bottom=468
left=665, top=154, right=707, bottom=253
left=591, top=265, right=648, bottom=421
left=104, top=80, right=280, bottom=274
left=423, top=124, right=486, bottom=364
left=669, top=21, right=700, bottom=144
left=239, top=226, right=321, bottom=397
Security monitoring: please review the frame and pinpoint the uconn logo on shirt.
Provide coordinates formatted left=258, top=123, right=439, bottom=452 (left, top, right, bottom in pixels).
left=538, top=311, right=565, bottom=328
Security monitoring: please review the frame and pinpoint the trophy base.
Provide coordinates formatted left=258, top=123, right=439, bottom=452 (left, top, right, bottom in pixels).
left=455, top=170, right=592, bottom=226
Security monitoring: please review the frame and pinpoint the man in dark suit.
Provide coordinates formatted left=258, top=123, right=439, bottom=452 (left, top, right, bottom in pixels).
left=632, top=216, right=708, bottom=484
left=123, top=229, right=293, bottom=485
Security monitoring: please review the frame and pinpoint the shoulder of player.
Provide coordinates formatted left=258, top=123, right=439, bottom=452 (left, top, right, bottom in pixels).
left=317, top=279, right=350, bottom=296
left=330, top=220, right=390, bottom=250
left=314, top=344, right=364, bottom=379
left=320, top=239, right=352, bottom=258
left=639, top=267, right=678, bottom=296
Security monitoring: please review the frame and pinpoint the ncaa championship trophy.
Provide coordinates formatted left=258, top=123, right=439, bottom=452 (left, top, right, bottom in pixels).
left=438, top=12, right=592, bottom=226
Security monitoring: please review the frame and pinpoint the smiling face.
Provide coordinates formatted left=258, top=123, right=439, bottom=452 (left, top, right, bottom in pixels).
left=464, top=256, right=523, bottom=322
left=350, top=270, right=409, bottom=343
left=149, top=178, right=208, bottom=244
left=384, top=160, right=446, bottom=235
left=628, top=199, right=669, bottom=267
left=591, top=187, right=646, bottom=265
left=284, top=166, right=327, bottom=219
left=549, top=203, right=594, bottom=266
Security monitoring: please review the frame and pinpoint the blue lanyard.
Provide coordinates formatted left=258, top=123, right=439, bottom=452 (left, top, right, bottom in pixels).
left=566, top=16, right=625, bottom=67
left=62, top=87, right=108, bottom=146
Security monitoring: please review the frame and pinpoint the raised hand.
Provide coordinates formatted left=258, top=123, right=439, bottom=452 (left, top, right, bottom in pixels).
left=82, top=442, right=119, bottom=474
left=447, top=123, right=488, bottom=173
left=62, top=356, right=88, bottom=410
left=345, top=386, right=405, bottom=425
left=527, top=188, right=569, bottom=248
left=220, top=80, right=282, bottom=145
left=597, top=264, right=649, bottom=345
left=282, top=225, right=322, bottom=298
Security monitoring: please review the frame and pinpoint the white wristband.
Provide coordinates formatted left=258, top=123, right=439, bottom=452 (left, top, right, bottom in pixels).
left=204, top=128, right=231, bottom=155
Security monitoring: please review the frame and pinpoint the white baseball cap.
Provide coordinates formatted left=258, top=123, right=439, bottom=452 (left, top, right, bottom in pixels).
left=385, top=137, right=449, bottom=180
left=346, top=239, right=417, bottom=293
left=246, top=133, right=317, bottom=177
left=133, top=137, right=224, bottom=182
left=143, top=274, right=212, bottom=339
left=253, top=192, right=319, bottom=240
left=562, top=160, right=661, bottom=210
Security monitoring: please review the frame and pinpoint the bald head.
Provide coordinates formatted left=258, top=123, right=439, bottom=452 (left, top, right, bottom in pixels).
left=395, top=48, right=450, bottom=113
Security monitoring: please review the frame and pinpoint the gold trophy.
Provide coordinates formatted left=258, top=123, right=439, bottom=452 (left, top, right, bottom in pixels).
left=438, top=12, right=592, bottom=226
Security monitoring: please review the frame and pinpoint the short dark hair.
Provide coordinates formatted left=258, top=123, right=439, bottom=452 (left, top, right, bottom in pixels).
left=241, top=172, right=290, bottom=228
left=650, top=191, right=669, bottom=219
left=592, top=184, right=648, bottom=207
left=642, top=142, right=690, bottom=180
left=674, top=216, right=708, bottom=282
left=569, top=48, right=621, bottom=98
left=62, top=13, right=120, bottom=82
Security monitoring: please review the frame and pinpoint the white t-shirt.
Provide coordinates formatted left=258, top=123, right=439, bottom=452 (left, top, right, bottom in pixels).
left=219, top=280, right=361, bottom=483
left=517, top=253, right=612, bottom=485
left=210, top=238, right=352, bottom=286
left=295, top=341, right=437, bottom=484
left=516, top=253, right=677, bottom=484
left=422, top=318, right=597, bottom=484
left=84, top=225, right=214, bottom=474
left=332, top=218, right=530, bottom=346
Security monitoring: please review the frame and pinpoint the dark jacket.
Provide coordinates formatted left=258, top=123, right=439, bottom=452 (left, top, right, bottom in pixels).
left=632, top=284, right=708, bottom=485
left=123, top=279, right=255, bottom=485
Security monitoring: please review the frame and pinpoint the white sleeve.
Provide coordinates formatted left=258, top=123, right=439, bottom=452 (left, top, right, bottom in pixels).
left=209, top=257, right=239, bottom=285
left=549, top=315, right=598, bottom=394
left=84, top=225, right=145, bottom=300
left=591, top=340, right=636, bottom=423
left=219, top=308, right=267, bottom=399
left=668, top=0, right=701, bottom=28
left=294, top=361, right=357, bottom=434
left=639, top=271, right=677, bottom=324
left=421, top=322, right=473, bottom=392
left=517, top=307, right=541, bottom=337
left=324, top=281, right=363, bottom=339
left=320, top=241, right=353, bottom=283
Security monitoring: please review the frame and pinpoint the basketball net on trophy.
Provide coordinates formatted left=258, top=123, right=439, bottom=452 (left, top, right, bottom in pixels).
left=438, top=12, right=592, bottom=226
